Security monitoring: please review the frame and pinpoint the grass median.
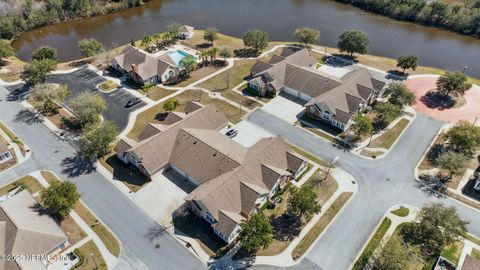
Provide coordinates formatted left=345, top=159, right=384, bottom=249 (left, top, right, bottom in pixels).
left=352, top=217, right=392, bottom=270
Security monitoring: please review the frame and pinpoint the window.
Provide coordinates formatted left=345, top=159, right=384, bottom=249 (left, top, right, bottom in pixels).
left=205, top=212, right=215, bottom=223
left=0, top=152, right=12, bottom=163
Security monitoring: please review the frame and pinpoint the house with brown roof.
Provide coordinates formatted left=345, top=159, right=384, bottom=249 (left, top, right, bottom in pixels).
left=249, top=48, right=386, bottom=131
left=115, top=101, right=308, bottom=243
left=0, top=190, right=70, bottom=270
left=112, top=45, right=180, bottom=86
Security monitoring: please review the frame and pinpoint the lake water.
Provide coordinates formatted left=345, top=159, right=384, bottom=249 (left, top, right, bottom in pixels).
left=12, top=0, right=480, bottom=77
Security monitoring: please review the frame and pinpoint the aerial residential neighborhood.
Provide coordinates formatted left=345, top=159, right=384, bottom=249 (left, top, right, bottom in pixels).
left=1, top=1, right=480, bottom=270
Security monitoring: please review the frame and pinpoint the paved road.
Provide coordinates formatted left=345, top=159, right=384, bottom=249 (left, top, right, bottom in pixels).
left=246, top=109, right=480, bottom=270
left=0, top=86, right=204, bottom=270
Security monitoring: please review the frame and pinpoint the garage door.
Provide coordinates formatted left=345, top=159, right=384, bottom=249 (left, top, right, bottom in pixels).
left=283, top=87, right=299, bottom=98
left=299, top=92, right=312, bottom=101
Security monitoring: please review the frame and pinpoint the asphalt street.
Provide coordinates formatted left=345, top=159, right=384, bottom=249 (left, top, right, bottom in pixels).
left=0, top=86, right=204, bottom=270
left=246, top=109, right=480, bottom=270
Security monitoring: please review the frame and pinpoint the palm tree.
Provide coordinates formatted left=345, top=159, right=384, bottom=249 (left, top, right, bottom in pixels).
left=200, top=50, right=209, bottom=64
left=209, top=47, right=219, bottom=63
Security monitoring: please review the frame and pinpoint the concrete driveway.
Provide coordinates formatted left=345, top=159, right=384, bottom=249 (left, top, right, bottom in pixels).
left=131, top=169, right=196, bottom=226
left=232, top=120, right=275, bottom=147
left=48, top=68, right=146, bottom=131
left=260, top=94, right=305, bottom=124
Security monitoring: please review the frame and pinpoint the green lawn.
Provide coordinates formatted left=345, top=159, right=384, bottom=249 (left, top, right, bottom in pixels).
left=0, top=121, right=25, bottom=154
left=0, top=175, right=43, bottom=196
left=145, top=86, right=178, bottom=101
left=40, top=170, right=60, bottom=185
left=199, top=59, right=257, bottom=91
left=73, top=240, right=107, bottom=270
left=352, top=217, right=392, bottom=270
left=369, top=118, right=410, bottom=149
left=292, top=192, right=353, bottom=260
left=418, top=132, right=447, bottom=170
left=98, top=80, right=119, bottom=92
left=465, top=234, right=480, bottom=245
left=441, top=241, right=464, bottom=265
left=472, top=248, right=480, bottom=260
left=74, top=202, right=121, bottom=257
left=391, top=207, right=409, bottom=217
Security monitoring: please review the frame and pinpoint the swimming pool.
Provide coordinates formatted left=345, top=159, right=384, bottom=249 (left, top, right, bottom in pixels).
left=167, top=50, right=194, bottom=66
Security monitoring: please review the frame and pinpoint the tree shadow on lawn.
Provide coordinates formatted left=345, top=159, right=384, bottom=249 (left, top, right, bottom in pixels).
left=61, top=154, right=96, bottom=178
left=102, top=154, right=147, bottom=188
left=270, top=214, right=302, bottom=242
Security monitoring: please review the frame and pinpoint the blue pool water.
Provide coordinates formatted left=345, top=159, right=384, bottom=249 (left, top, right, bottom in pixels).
left=167, top=50, right=192, bottom=66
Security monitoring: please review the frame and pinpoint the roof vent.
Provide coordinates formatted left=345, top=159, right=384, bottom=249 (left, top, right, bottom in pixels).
left=213, top=152, right=217, bottom=157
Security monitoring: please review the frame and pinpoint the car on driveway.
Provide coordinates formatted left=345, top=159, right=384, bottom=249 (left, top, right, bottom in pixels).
left=125, top=98, right=142, bottom=108
left=226, top=128, right=238, bottom=138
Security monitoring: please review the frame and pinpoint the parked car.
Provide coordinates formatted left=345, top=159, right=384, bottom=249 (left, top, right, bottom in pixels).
left=125, top=98, right=141, bottom=108
left=225, top=128, right=238, bottom=138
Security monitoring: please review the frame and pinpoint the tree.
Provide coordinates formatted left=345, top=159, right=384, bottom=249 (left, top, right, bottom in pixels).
left=140, top=35, right=152, bottom=48
left=70, top=92, right=106, bottom=126
left=179, top=56, right=197, bottom=78
left=436, top=151, right=468, bottom=179
left=79, top=121, right=119, bottom=160
left=31, top=84, right=70, bottom=114
left=396, top=55, right=418, bottom=74
left=219, top=47, right=232, bottom=61
left=445, top=121, right=480, bottom=153
left=436, top=71, right=472, bottom=97
left=130, top=39, right=135, bottom=47
left=383, top=83, right=416, bottom=108
left=374, top=102, right=402, bottom=124
left=337, top=30, right=369, bottom=57
left=372, top=234, right=422, bottom=270
left=238, top=212, right=273, bottom=253
left=166, top=23, right=181, bottom=40
left=20, top=59, right=56, bottom=86
left=207, top=47, right=218, bottom=62
left=350, top=114, right=373, bottom=138
left=78, top=38, right=103, bottom=58
left=0, top=40, right=15, bottom=63
left=40, top=181, right=80, bottom=217
left=401, top=203, right=468, bottom=259
left=243, top=30, right=269, bottom=53
left=203, top=27, right=219, bottom=45
left=32, top=46, right=57, bottom=63
left=163, top=98, right=179, bottom=111
left=293, top=27, right=320, bottom=47
left=288, top=186, right=321, bottom=220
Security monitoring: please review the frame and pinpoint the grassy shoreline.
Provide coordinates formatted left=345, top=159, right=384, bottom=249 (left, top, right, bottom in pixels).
left=2, top=29, right=480, bottom=86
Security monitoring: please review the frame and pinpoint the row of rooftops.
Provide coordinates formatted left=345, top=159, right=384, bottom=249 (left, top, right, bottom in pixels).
left=113, top=45, right=178, bottom=81
left=250, top=48, right=386, bottom=124
left=115, top=101, right=306, bottom=237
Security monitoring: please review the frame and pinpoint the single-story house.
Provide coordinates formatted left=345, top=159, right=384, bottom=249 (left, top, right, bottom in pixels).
left=112, top=45, right=180, bottom=86
left=0, top=142, right=13, bottom=165
left=249, top=48, right=386, bottom=131
left=179, top=25, right=194, bottom=39
left=0, top=190, right=70, bottom=270
left=115, top=101, right=308, bottom=243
